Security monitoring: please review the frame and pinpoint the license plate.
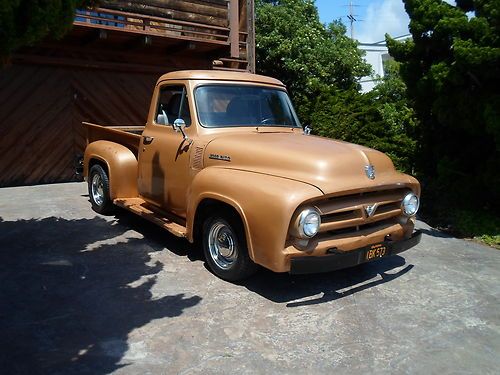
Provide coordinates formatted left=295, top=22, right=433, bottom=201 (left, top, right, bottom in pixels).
left=365, top=243, right=388, bottom=261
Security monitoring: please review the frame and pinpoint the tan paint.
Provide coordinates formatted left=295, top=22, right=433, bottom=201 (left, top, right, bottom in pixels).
left=83, top=70, right=421, bottom=273
left=186, top=167, right=322, bottom=269
left=84, top=140, right=138, bottom=199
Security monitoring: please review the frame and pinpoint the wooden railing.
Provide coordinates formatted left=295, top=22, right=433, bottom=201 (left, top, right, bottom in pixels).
left=74, top=7, right=234, bottom=46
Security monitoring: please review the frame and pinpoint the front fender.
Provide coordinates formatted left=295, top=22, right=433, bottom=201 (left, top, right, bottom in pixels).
left=84, top=140, right=138, bottom=200
left=186, top=167, right=322, bottom=272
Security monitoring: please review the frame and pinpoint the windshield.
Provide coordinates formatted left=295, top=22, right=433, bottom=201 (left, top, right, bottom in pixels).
left=195, top=85, right=301, bottom=128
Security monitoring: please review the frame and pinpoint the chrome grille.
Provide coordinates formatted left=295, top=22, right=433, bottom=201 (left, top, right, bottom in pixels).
left=315, top=189, right=407, bottom=234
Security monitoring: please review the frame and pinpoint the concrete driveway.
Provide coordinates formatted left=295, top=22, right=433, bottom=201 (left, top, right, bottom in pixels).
left=0, top=182, right=498, bottom=375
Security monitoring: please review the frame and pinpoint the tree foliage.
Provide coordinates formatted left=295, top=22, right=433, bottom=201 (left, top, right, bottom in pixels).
left=255, top=0, right=370, bottom=122
left=0, top=0, right=97, bottom=61
left=255, top=0, right=417, bottom=173
left=310, top=61, right=417, bottom=173
left=387, top=0, right=500, bottom=217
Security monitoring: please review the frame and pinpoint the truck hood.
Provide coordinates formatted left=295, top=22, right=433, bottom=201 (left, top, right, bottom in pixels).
left=203, top=131, right=418, bottom=194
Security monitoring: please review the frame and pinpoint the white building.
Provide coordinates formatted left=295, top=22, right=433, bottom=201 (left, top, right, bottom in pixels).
left=358, top=34, right=410, bottom=92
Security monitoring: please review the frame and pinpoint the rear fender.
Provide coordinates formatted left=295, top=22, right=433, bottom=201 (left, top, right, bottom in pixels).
left=84, top=140, right=138, bottom=199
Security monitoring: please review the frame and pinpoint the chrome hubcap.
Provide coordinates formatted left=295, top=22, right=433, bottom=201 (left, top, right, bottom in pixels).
left=91, top=174, right=104, bottom=206
left=208, top=221, right=238, bottom=269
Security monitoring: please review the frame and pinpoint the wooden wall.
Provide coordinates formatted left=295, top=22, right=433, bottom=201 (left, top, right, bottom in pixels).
left=0, top=0, right=255, bottom=186
left=0, top=64, right=158, bottom=186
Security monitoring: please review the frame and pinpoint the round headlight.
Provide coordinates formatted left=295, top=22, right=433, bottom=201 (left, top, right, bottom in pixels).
left=402, top=192, right=420, bottom=216
left=297, top=208, right=321, bottom=238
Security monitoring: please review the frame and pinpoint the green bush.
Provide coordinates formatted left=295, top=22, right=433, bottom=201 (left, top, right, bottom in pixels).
left=256, top=0, right=417, bottom=174
left=387, top=0, right=500, bottom=218
left=452, top=210, right=500, bottom=248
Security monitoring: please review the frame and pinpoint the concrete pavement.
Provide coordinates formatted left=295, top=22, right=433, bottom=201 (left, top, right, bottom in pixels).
left=0, top=182, right=498, bottom=374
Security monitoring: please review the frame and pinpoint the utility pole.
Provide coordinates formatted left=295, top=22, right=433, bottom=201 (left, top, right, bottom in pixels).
left=345, top=1, right=360, bottom=39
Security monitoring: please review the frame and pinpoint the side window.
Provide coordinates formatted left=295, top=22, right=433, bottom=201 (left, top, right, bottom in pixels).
left=155, top=85, right=191, bottom=126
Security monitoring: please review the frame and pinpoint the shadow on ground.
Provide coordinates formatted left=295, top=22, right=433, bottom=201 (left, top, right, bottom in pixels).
left=419, top=227, right=453, bottom=239
left=112, top=208, right=414, bottom=308
left=0, top=216, right=201, bottom=375
left=242, top=256, right=413, bottom=307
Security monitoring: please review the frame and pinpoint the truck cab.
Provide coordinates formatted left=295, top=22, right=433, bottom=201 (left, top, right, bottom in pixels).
left=83, top=70, right=421, bottom=281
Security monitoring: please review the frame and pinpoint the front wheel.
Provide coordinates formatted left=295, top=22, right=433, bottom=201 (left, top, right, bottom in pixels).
left=202, top=211, right=257, bottom=281
left=88, top=164, right=114, bottom=215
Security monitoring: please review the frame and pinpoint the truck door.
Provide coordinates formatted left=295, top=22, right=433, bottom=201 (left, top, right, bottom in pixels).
left=138, top=84, right=193, bottom=217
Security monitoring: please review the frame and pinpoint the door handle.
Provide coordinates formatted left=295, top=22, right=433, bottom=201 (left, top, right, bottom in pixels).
left=143, top=136, right=154, bottom=145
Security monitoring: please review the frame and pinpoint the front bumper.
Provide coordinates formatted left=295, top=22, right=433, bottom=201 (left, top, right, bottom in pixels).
left=289, top=230, right=422, bottom=274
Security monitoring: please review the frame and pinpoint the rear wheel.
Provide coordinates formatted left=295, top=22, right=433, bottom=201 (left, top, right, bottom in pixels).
left=202, top=210, right=257, bottom=281
left=88, top=164, right=114, bottom=215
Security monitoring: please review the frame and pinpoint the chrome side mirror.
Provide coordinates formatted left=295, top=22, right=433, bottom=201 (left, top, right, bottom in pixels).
left=173, top=118, right=186, bottom=132
left=173, top=118, right=191, bottom=144
left=304, top=125, right=312, bottom=135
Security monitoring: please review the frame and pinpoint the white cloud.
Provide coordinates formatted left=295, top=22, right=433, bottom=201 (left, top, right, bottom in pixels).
left=356, top=0, right=410, bottom=43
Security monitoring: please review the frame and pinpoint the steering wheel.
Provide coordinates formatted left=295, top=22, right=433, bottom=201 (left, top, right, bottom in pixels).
left=260, top=117, right=277, bottom=125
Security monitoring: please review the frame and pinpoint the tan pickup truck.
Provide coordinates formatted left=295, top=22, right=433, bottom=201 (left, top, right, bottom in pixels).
left=83, top=70, right=421, bottom=281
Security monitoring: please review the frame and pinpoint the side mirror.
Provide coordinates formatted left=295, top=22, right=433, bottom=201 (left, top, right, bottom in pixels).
left=173, top=118, right=186, bottom=132
left=304, top=125, right=312, bottom=135
left=173, top=118, right=191, bottom=144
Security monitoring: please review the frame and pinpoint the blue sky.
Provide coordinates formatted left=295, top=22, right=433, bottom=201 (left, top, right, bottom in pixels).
left=315, top=0, right=411, bottom=43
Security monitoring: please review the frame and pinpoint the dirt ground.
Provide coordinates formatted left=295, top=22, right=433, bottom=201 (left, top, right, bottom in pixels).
left=0, top=182, right=498, bottom=374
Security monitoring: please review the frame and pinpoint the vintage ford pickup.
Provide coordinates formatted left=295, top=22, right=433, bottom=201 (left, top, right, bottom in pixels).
left=83, top=70, right=421, bottom=281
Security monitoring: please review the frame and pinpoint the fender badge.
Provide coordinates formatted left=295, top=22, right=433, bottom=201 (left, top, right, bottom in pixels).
left=364, top=204, right=377, bottom=217
left=209, top=154, right=231, bottom=162
left=364, top=165, right=376, bottom=179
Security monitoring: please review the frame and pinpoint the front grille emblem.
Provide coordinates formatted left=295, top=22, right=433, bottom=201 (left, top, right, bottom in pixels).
left=365, top=165, right=376, bottom=179
left=364, top=204, right=377, bottom=217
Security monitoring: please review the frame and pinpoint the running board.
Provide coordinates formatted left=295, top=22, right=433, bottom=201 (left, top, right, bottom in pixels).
left=114, top=198, right=187, bottom=238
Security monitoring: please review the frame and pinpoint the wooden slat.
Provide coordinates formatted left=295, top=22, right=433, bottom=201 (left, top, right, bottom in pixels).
left=246, top=0, right=255, bottom=73
left=73, top=22, right=229, bottom=46
left=102, top=0, right=228, bottom=18
left=101, top=1, right=228, bottom=28
left=75, top=14, right=228, bottom=40
left=229, top=0, right=239, bottom=57
left=212, top=66, right=248, bottom=72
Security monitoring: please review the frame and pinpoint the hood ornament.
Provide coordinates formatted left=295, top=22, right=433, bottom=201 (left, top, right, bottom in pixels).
left=364, top=204, right=377, bottom=217
left=364, top=165, right=375, bottom=179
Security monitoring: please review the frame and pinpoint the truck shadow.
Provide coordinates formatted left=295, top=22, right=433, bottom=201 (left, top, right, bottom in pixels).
left=242, top=256, right=413, bottom=307
left=105, top=209, right=414, bottom=308
left=0, top=216, right=201, bottom=375
left=113, top=208, right=203, bottom=262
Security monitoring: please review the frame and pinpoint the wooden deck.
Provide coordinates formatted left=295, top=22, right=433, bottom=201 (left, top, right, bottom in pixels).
left=71, top=0, right=253, bottom=72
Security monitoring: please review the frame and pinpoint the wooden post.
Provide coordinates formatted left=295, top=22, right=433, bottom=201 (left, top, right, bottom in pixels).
left=229, top=0, right=239, bottom=58
left=246, top=0, right=255, bottom=73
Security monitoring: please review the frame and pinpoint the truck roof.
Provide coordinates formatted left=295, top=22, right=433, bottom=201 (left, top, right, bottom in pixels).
left=157, top=70, right=285, bottom=87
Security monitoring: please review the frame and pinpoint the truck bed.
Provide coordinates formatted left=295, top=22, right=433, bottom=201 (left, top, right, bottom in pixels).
left=84, top=122, right=144, bottom=156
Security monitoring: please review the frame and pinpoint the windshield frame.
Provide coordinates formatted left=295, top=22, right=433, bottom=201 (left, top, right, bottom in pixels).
left=193, top=83, right=302, bottom=129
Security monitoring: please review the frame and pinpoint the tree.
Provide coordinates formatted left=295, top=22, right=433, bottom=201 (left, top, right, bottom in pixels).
left=255, top=0, right=417, bottom=174
left=311, top=61, right=417, bottom=173
left=0, top=0, right=97, bottom=61
left=387, top=0, right=500, bottom=220
left=255, top=0, right=371, bottom=123
left=372, top=60, right=418, bottom=173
